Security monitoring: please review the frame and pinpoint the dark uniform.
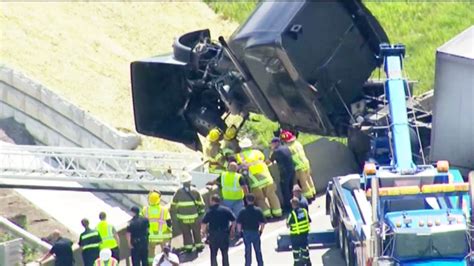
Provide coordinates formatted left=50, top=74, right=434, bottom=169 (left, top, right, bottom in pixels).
left=50, top=237, right=74, bottom=266
left=287, top=207, right=312, bottom=266
left=237, top=204, right=266, bottom=266
left=270, top=144, right=296, bottom=212
left=127, top=215, right=149, bottom=266
left=201, top=204, right=236, bottom=266
left=78, top=228, right=101, bottom=266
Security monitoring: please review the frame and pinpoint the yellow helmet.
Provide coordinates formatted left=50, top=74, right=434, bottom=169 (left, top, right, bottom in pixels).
left=207, top=128, right=221, bottom=142
left=148, top=190, right=161, bottom=205
left=224, top=126, right=237, bottom=141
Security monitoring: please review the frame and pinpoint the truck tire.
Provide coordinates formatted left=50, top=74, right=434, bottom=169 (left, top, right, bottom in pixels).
left=329, top=203, right=338, bottom=228
left=344, top=237, right=356, bottom=266
left=338, top=221, right=346, bottom=257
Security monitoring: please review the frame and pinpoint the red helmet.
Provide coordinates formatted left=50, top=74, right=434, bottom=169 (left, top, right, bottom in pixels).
left=280, top=130, right=296, bottom=143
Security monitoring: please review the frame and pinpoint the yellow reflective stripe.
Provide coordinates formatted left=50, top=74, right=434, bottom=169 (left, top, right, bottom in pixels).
left=81, top=231, right=99, bottom=240
left=149, top=233, right=172, bottom=241
left=176, top=213, right=198, bottom=220
left=248, top=174, right=272, bottom=189
left=289, top=209, right=310, bottom=235
left=174, top=201, right=197, bottom=207
left=82, top=243, right=100, bottom=250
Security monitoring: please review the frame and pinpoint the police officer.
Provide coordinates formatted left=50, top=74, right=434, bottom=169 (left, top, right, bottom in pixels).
left=287, top=197, right=312, bottom=266
left=201, top=194, right=236, bottom=266
left=37, top=230, right=74, bottom=266
left=171, top=172, right=206, bottom=254
left=78, top=218, right=102, bottom=266
left=126, top=206, right=149, bottom=266
left=141, top=190, right=172, bottom=265
left=96, top=212, right=120, bottom=261
left=292, top=185, right=309, bottom=212
left=268, top=137, right=296, bottom=213
left=236, top=138, right=282, bottom=219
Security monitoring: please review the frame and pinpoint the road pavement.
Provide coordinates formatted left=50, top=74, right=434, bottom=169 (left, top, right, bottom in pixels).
left=181, top=194, right=345, bottom=266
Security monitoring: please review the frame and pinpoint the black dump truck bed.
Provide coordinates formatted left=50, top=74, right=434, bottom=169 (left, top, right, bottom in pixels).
left=130, top=0, right=388, bottom=149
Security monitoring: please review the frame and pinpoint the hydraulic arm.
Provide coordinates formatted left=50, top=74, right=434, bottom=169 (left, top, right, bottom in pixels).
left=379, top=44, right=417, bottom=173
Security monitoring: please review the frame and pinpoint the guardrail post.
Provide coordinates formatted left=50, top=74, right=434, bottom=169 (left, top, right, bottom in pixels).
left=0, top=238, right=23, bottom=266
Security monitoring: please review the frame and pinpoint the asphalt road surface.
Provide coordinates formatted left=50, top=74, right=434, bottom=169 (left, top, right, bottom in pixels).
left=181, top=195, right=345, bottom=266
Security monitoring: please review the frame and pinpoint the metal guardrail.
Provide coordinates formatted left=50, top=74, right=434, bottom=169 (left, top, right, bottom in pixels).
left=0, top=238, right=23, bottom=266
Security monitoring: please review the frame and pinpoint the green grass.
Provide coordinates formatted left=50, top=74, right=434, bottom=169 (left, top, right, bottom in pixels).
left=0, top=231, right=39, bottom=263
left=206, top=1, right=473, bottom=146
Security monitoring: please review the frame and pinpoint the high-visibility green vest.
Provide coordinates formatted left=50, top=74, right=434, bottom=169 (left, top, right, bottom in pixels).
left=221, top=171, right=244, bottom=200
left=96, top=221, right=118, bottom=249
left=93, top=258, right=118, bottom=266
left=288, top=141, right=310, bottom=171
left=236, top=149, right=273, bottom=189
left=141, top=205, right=172, bottom=243
left=288, top=208, right=310, bottom=235
left=171, top=187, right=205, bottom=224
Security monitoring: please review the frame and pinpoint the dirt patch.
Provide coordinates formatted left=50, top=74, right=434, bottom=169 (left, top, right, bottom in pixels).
left=0, top=119, right=76, bottom=243
left=0, top=189, right=76, bottom=241
left=0, top=2, right=237, bottom=152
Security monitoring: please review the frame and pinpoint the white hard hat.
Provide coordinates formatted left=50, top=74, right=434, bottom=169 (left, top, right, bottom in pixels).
left=180, top=172, right=192, bottom=183
left=100, top=248, right=112, bottom=261
left=239, top=138, right=253, bottom=149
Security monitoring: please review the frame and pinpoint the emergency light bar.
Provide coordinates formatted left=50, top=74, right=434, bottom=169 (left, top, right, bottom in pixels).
left=366, top=182, right=469, bottom=198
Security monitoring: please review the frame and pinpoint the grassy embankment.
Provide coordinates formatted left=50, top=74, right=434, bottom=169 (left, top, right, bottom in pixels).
left=0, top=2, right=236, bottom=152
left=206, top=1, right=473, bottom=146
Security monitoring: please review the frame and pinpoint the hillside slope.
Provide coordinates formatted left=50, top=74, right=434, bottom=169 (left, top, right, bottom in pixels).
left=0, top=2, right=237, bottom=151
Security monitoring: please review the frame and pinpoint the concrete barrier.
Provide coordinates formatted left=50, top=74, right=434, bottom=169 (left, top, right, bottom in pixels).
left=0, top=66, right=140, bottom=149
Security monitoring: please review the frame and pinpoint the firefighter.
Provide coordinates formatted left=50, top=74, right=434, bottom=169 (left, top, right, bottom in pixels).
left=287, top=197, right=312, bottom=266
left=96, top=212, right=120, bottom=261
left=93, top=248, right=119, bottom=266
left=222, top=125, right=241, bottom=157
left=281, top=130, right=316, bottom=200
left=236, top=138, right=282, bottom=219
left=141, top=190, right=172, bottom=265
left=170, top=172, right=206, bottom=254
left=205, top=128, right=226, bottom=174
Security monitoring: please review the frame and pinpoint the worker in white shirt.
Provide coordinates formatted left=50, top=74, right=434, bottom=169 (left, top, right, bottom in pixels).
left=152, top=244, right=179, bottom=266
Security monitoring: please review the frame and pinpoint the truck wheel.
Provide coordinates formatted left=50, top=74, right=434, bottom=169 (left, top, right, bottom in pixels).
left=344, top=237, right=356, bottom=266
left=329, top=204, right=338, bottom=228
left=338, top=221, right=346, bottom=257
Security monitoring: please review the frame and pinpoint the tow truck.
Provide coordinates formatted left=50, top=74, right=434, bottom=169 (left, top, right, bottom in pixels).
left=326, top=44, right=474, bottom=266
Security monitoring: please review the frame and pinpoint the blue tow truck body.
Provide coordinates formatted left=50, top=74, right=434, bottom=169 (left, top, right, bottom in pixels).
left=326, top=44, right=473, bottom=266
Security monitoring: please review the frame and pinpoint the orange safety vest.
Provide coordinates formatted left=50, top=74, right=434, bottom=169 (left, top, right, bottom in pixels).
left=93, top=258, right=118, bottom=266
left=141, top=205, right=172, bottom=243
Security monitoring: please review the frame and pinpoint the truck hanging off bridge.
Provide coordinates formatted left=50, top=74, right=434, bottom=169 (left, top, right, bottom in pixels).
left=130, top=1, right=474, bottom=265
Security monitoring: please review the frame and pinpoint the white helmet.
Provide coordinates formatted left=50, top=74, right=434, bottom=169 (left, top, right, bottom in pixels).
left=99, top=248, right=112, bottom=261
left=180, top=172, right=192, bottom=184
left=239, top=138, right=253, bottom=149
